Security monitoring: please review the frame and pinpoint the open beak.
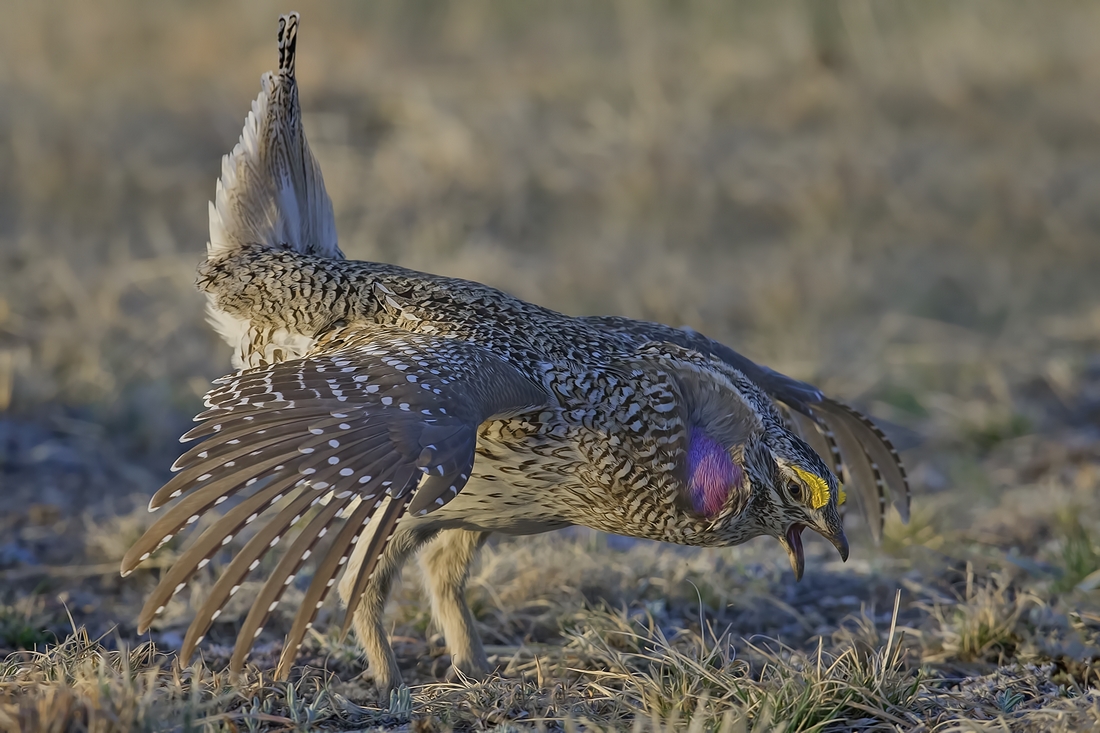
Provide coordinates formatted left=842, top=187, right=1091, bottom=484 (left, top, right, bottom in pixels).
left=779, top=523, right=806, bottom=581
left=778, top=522, right=849, bottom=582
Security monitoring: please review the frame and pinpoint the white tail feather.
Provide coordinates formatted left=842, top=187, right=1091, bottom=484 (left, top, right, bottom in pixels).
left=207, top=13, right=340, bottom=261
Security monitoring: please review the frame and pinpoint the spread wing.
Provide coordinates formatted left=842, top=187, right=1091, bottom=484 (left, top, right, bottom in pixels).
left=121, top=324, right=549, bottom=675
left=581, top=315, right=910, bottom=540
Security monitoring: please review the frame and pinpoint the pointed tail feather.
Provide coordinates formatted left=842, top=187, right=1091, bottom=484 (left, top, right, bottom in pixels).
left=207, top=11, right=339, bottom=262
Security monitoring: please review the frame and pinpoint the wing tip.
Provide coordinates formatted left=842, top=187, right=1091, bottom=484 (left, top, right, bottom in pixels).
left=120, top=548, right=150, bottom=577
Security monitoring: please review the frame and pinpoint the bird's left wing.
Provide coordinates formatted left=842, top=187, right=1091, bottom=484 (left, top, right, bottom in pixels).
left=580, top=315, right=909, bottom=539
left=122, top=324, right=549, bottom=676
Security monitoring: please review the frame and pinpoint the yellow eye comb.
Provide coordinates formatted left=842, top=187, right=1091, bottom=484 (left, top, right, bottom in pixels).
left=791, top=466, right=839, bottom=510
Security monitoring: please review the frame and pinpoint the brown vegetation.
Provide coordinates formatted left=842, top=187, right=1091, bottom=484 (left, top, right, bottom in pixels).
left=2, top=1, right=1100, bottom=729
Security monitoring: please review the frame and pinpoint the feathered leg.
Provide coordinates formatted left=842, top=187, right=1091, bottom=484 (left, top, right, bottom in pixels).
left=418, top=529, right=492, bottom=679
left=338, top=521, right=435, bottom=693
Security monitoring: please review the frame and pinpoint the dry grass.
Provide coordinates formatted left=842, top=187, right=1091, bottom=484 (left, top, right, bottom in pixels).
left=3, top=0, right=1100, bottom=730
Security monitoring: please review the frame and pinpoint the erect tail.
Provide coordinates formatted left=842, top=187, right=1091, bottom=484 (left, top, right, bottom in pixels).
left=207, top=12, right=341, bottom=261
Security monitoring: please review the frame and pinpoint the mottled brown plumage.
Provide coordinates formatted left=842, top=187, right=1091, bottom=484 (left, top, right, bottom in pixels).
left=123, top=13, right=910, bottom=691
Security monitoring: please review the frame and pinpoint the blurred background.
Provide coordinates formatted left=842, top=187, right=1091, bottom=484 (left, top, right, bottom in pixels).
left=2, top=0, right=1100, bottom=678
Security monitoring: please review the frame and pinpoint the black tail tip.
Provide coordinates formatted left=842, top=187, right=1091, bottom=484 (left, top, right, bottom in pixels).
left=278, top=12, right=300, bottom=75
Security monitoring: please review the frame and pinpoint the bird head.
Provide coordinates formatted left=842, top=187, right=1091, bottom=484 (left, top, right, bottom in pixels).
left=674, top=360, right=848, bottom=578
left=764, top=434, right=848, bottom=580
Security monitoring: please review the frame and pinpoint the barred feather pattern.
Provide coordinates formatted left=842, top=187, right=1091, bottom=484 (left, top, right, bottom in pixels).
left=122, top=326, right=547, bottom=658
left=124, top=11, right=912, bottom=680
left=589, top=319, right=910, bottom=538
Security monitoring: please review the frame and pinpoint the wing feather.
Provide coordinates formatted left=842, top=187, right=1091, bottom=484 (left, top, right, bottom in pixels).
left=337, top=495, right=411, bottom=639
left=814, top=398, right=910, bottom=521
left=785, top=410, right=835, bottom=475
left=149, top=431, right=302, bottom=510
left=271, top=494, right=411, bottom=678
left=127, top=325, right=549, bottom=675
left=126, top=456, right=295, bottom=573
left=811, top=409, right=886, bottom=541
left=179, top=487, right=325, bottom=662
left=228, top=492, right=358, bottom=672
left=135, top=474, right=304, bottom=632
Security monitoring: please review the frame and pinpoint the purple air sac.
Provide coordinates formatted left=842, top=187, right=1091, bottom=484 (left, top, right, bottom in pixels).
left=686, top=430, right=742, bottom=518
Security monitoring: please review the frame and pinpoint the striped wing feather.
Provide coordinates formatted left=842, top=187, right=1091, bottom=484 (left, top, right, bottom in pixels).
left=339, top=493, right=418, bottom=638
left=179, top=487, right=329, bottom=662
left=808, top=402, right=890, bottom=541
left=125, top=325, right=548, bottom=674
left=814, top=398, right=909, bottom=520
left=580, top=316, right=826, bottom=412
left=229, top=492, right=361, bottom=672
left=135, top=473, right=302, bottom=631
left=784, top=410, right=837, bottom=476
left=272, top=496, right=411, bottom=678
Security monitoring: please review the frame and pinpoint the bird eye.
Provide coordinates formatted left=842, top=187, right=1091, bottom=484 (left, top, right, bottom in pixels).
left=786, top=480, right=803, bottom=500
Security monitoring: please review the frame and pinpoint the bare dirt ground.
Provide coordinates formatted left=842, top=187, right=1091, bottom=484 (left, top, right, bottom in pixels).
left=2, top=2, right=1100, bottom=730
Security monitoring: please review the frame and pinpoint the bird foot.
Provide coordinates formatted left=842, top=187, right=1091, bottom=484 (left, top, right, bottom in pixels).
left=430, top=653, right=494, bottom=684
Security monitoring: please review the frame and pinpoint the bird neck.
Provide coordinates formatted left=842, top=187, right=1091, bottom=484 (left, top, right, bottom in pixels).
left=685, top=429, right=742, bottom=518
